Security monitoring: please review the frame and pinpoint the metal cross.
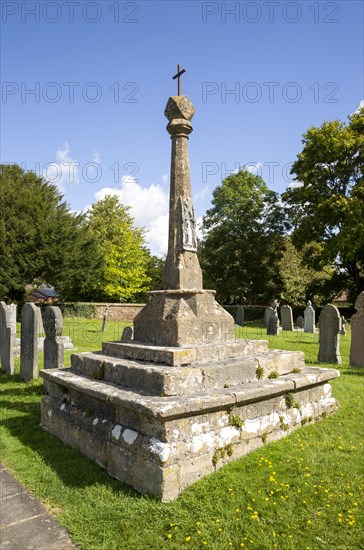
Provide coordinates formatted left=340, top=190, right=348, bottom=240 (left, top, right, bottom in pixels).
left=172, top=64, right=186, bottom=96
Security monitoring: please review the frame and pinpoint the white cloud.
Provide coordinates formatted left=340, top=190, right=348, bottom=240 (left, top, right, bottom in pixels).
left=289, top=180, right=303, bottom=188
left=355, top=100, right=364, bottom=113
left=43, top=142, right=79, bottom=191
left=194, top=184, right=209, bottom=201
left=245, top=162, right=262, bottom=175
left=93, top=150, right=101, bottom=164
left=162, top=173, right=169, bottom=184
left=94, top=176, right=169, bottom=256
left=196, top=215, right=204, bottom=241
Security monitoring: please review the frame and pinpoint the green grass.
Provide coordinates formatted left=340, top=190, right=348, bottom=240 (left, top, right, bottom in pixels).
left=1, top=319, right=363, bottom=550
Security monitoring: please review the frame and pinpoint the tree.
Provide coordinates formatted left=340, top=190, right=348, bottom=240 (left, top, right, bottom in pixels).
left=87, top=195, right=151, bottom=302
left=0, top=164, right=103, bottom=302
left=282, top=107, right=364, bottom=299
left=278, top=237, right=333, bottom=306
left=200, top=170, right=289, bottom=304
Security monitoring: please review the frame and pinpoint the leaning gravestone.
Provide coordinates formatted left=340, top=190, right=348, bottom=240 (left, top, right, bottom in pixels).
left=296, top=315, right=304, bottom=328
left=43, top=306, right=64, bottom=370
left=318, top=304, right=341, bottom=364
left=350, top=291, right=364, bottom=367
left=0, top=302, right=17, bottom=374
left=20, top=303, right=39, bottom=381
left=281, top=305, right=294, bottom=331
left=236, top=306, right=244, bottom=327
left=304, top=300, right=315, bottom=333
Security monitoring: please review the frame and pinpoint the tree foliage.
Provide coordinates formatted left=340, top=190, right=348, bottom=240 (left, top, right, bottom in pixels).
left=200, top=170, right=289, bottom=304
left=87, top=195, right=151, bottom=302
left=282, top=107, right=364, bottom=299
left=0, top=164, right=103, bottom=302
left=278, top=237, right=333, bottom=306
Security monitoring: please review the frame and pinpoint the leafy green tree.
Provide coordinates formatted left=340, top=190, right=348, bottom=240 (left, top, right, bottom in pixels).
left=0, top=164, right=102, bottom=302
left=278, top=237, right=333, bottom=306
left=87, top=195, right=151, bottom=302
left=282, top=107, right=364, bottom=299
left=200, top=170, right=289, bottom=304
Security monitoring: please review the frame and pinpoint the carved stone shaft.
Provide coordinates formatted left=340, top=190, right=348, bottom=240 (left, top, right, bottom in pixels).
left=163, top=96, right=202, bottom=290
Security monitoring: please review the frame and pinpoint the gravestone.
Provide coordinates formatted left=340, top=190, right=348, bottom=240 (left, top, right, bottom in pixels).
left=281, top=305, right=294, bottom=331
left=40, top=78, right=340, bottom=502
left=37, top=307, right=45, bottom=335
left=121, top=326, right=133, bottom=341
left=264, top=305, right=272, bottom=327
left=304, top=300, right=315, bottom=333
left=0, top=302, right=17, bottom=375
left=43, top=306, right=64, bottom=370
left=340, top=317, right=347, bottom=336
left=267, top=302, right=280, bottom=335
left=350, top=291, right=364, bottom=367
left=264, top=300, right=278, bottom=327
left=296, top=315, right=304, bottom=328
left=318, top=304, right=341, bottom=364
left=20, top=303, right=39, bottom=381
left=236, top=306, right=244, bottom=327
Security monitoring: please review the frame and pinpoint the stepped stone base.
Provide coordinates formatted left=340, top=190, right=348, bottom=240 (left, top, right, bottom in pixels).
left=40, top=338, right=339, bottom=501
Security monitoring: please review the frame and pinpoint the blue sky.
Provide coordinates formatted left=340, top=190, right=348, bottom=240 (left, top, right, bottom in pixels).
left=1, top=0, right=363, bottom=255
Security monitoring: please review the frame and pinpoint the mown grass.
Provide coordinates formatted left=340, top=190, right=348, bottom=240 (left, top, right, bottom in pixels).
left=1, top=319, right=363, bottom=550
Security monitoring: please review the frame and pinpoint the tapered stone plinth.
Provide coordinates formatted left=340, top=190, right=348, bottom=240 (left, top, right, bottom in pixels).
left=134, top=289, right=234, bottom=347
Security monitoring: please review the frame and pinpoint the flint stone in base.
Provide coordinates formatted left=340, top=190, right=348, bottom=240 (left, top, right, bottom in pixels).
left=40, top=365, right=339, bottom=501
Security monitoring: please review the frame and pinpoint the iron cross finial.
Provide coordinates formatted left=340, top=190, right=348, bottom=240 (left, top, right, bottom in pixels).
left=172, top=64, right=186, bottom=96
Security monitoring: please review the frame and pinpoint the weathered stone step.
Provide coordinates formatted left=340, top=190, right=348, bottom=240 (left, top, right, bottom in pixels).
left=70, top=348, right=305, bottom=396
left=101, top=338, right=269, bottom=366
left=41, top=366, right=339, bottom=421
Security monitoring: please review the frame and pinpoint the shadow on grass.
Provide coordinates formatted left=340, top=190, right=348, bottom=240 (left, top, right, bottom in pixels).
left=0, top=382, right=147, bottom=501
left=340, top=367, right=364, bottom=376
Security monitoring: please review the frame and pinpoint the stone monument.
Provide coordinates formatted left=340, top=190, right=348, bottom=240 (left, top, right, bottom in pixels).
left=43, top=306, right=64, bottom=370
left=20, top=303, right=39, bottom=381
left=304, top=300, right=316, bottom=333
left=133, top=94, right=233, bottom=348
left=318, top=304, right=341, bottom=364
left=281, top=305, right=294, bottom=331
left=267, top=301, right=280, bottom=336
left=40, top=69, right=340, bottom=501
left=236, top=306, right=244, bottom=327
left=264, top=305, right=272, bottom=327
left=296, top=315, right=304, bottom=329
left=0, top=302, right=17, bottom=375
left=350, top=291, right=364, bottom=367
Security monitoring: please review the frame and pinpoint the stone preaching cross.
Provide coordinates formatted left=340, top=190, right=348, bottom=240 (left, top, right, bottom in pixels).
left=40, top=73, right=340, bottom=503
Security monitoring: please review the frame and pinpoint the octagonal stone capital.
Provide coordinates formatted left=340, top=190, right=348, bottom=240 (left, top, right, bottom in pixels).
left=166, top=118, right=193, bottom=137
left=165, top=96, right=195, bottom=122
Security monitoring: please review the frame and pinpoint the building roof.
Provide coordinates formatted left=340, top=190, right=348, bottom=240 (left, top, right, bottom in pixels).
left=29, top=288, right=58, bottom=299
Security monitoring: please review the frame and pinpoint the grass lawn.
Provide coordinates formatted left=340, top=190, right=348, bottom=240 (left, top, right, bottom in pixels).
left=1, top=319, right=363, bottom=550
